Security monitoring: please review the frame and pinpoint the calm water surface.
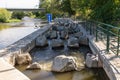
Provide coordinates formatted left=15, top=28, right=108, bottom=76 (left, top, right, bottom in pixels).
left=0, top=21, right=39, bottom=50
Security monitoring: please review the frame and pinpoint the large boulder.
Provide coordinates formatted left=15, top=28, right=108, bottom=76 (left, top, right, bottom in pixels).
left=15, top=53, right=32, bottom=65
left=52, top=55, right=83, bottom=72
left=67, top=37, right=79, bottom=48
left=36, top=36, right=48, bottom=47
left=51, top=39, right=64, bottom=49
left=26, top=62, right=41, bottom=70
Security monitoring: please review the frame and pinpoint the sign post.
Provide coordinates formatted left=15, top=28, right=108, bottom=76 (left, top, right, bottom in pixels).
left=47, top=13, right=52, bottom=23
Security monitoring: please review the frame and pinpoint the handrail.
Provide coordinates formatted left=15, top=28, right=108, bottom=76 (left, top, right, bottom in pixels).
left=82, top=20, right=120, bottom=56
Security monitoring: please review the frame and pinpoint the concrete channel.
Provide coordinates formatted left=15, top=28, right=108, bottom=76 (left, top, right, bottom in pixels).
left=0, top=19, right=119, bottom=80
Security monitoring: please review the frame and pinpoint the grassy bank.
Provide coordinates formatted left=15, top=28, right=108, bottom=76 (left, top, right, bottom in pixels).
left=7, top=19, right=21, bottom=23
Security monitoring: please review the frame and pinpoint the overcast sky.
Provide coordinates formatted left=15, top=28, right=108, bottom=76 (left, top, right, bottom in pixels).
left=0, top=0, right=39, bottom=9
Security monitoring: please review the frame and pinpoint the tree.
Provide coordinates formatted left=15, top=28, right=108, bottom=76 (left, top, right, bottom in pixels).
left=61, top=0, right=75, bottom=16
left=39, top=0, right=63, bottom=18
left=0, top=8, right=11, bottom=22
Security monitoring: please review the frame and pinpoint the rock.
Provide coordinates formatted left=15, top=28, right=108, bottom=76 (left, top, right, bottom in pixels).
left=60, top=31, right=68, bottom=39
left=26, top=62, right=41, bottom=70
left=67, top=37, right=79, bottom=48
left=85, top=53, right=98, bottom=68
left=51, top=39, right=64, bottom=49
left=15, top=53, right=32, bottom=65
left=74, top=25, right=81, bottom=33
left=78, top=36, right=88, bottom=45
left=56, top=26, right=64, bottom=31
left=50, top=30, right=57, bottom=39
left=36, top=36, right=48, bottom=47
left=73, top=32, right=83, bottom=38
left=52, top=25, right=58, bottom=31
left=45, top=31, right=51, bottom=39
left=52, top=55, right=79, bottom=72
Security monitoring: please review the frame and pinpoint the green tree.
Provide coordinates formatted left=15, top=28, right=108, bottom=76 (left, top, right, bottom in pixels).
left=61, top=0, right=75, bottom=16
left=0, top=8, right=11, bottom=22
left=12, top=12, right=25, bottom=19
left=39, top=0, right=63, bottom=18
left=39, top=0, right=120, bottom=25
left=12, top=12, right=35, bottom=19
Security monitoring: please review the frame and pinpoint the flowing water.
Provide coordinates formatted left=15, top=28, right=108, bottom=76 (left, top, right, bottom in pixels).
left=1, top=18, right=109, bottom=80
left=16, top=45, right=109, bottom=80
left=0, top=19, right=40, bottom=50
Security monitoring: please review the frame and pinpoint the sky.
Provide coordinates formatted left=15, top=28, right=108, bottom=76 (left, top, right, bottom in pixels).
left=0, top=0, right=39, bottom=9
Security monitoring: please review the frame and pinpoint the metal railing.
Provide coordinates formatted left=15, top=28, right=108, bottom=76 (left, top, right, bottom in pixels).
left=81, top=20, right=120, bottom=56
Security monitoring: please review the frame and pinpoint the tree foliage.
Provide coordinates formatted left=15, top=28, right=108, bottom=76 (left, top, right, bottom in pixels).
left=12, top=12, right=35, bottom=19
left=39, top=0, right=120, bottom=24
left=0, top=8, right=11, bottom=22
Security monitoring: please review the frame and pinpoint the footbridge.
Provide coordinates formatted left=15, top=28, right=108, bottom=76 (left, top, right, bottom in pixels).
left=6, top=8, right=45, bottom=12
left=80, top=20, right=120, bottom=80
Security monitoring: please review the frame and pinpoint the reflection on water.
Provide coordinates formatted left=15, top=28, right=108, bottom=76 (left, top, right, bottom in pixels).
left=0, top=23, right=11, bottom=30
left=16, top=45, right=109, bottom=80
left=0, top=21, right=39, bottom=50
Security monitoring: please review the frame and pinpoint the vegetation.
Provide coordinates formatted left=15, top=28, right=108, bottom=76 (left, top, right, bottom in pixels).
left=12, top=12, right=35, bottom=19
left=7, top=19, right=21, bottom=23
left=39, top=0, right=120, bottom=26
left=0, top=8, right=11, bottom=22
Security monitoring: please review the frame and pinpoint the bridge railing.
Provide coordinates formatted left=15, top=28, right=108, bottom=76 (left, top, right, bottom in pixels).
left=82, top=20, right=120, bottom=56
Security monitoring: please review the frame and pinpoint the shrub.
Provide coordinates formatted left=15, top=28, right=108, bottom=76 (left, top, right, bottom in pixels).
left=12, top=12, right=25, bottom=19
left=0, top=8, right=11, bottom=22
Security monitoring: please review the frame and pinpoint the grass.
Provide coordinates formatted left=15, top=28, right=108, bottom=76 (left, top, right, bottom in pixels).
left=7, top=19, right=21, bottom=23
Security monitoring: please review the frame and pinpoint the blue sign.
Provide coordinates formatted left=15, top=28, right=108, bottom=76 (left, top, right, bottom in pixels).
left=47, top=14, right=52, bottom=23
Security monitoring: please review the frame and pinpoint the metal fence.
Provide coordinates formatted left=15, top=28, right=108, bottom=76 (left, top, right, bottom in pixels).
left=82, top=20, right=120, bottom=56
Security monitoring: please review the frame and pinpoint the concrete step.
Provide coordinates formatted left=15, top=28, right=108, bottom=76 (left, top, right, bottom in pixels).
left=0, top=58, right=30, bottom=80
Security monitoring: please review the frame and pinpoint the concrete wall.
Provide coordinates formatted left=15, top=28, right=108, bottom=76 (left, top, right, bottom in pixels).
left=89, top=37, right=120, bottom=80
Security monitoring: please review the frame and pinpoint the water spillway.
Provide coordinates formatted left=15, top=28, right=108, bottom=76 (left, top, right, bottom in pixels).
left=15, top=18, right=109, bottom=80
left=0, top=18, right=109, bottom=80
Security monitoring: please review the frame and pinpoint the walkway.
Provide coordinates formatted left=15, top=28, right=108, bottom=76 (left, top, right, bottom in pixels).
left=0, top=58, right=30, bottom=80
left=83, top=20, right=120, bottom=80
left=94, top=40, right=120, bottom=80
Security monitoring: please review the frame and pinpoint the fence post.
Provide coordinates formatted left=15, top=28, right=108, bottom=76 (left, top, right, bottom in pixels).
left=106, top=27, right=110, bottom=53
left=95, top=24, right=98, bottom=42
left=90, top=22, right=92, bottom=35
left=117, top=29, right=120, bottom=55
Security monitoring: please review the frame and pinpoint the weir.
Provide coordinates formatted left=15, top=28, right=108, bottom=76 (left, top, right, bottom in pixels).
left=0, top=18, right=119, bottom=80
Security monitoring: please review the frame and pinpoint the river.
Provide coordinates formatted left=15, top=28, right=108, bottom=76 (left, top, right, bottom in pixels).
left=0, top=18, right=40, bottom=50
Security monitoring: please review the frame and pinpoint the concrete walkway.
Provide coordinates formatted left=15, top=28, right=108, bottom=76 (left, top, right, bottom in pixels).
left=89, top=37, right=120, bottom=80
left=0, top=58, right=30, bottom=80
left=94, top=41, right=120, bottom=80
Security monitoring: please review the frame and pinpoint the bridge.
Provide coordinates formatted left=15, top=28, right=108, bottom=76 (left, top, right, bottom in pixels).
left=6, top=8, right=45, bottom=12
